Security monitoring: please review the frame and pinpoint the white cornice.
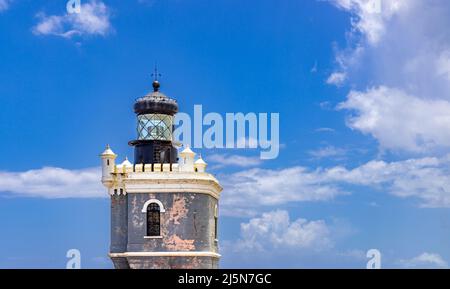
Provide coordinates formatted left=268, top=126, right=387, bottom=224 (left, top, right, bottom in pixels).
left=109, top=251, right=221, bottom=258
left=126, top=182, right=221, bottom=199
left=104, top=171, right=222, bottom=199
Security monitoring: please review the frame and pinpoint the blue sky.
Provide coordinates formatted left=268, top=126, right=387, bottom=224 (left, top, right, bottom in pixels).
left=1, top=0, right=450, bottom=268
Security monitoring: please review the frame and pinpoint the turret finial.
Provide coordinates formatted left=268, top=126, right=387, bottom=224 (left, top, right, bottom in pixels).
left=151, top=64, right=161, bottom=92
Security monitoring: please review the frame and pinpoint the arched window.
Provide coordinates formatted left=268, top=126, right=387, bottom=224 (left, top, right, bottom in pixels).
left=147, top=203, right=161, bottom=236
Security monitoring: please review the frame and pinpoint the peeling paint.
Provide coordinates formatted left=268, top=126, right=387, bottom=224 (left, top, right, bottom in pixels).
left=131, top=195, right=144, bottom=228
left=168, top=195, right=188, bottom=225
left=111, top=192, right=219, bottom=268
left=165, top=234, right=195, bottom=251
left=131, top=195, right=138, bottom=214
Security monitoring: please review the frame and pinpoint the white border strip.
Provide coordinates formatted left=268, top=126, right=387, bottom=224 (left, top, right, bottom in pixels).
left=109, top=251, right=221, bottom=258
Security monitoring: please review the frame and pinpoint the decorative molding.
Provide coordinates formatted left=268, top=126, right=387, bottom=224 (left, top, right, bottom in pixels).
left=127, top=183, right=220, bottom=200
left=103, top=171, right=222, bottom=199
left=142, top=199, right=166, bottom=213
left=109, top=251, right=221, bottom=258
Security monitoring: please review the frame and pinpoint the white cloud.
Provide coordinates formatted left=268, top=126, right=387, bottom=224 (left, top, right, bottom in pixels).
left=337, top=249, right=366, bottom=260
left=232, top=210, right=332, bottom=252
left=32, top=1, right=112, bottom=38
left=338, top=86, right=450, bottom=152
left=330, top=0, right=410, bottom=45
left=398, top=252, right=448, bottom=268
left=220, top=166, right=347, bottom=214
left=436, top=50, right=450, bottom=81
left=0, top=0, right=11, bottom=12
left=208, top=154, right=262, bottom=168
left=0, top=167, right=103, bottom=198
left=315, top=127, right=336, bottom=133
left=311, top=61, right=318, bottom=73
left=221, top=154, right=450, bottom=214
left=326, top=72, right=347, bottom=86
left=328, top=1, right=450, bottom=153
left=2, top=154, right=450, bottom=212
left=323, top=155, right=450, bottom=208
left=221, top=211, right=368, bottom=268
left=308, top=146, right=347, bottom=159
left=2, top=164, right=340, bottom=211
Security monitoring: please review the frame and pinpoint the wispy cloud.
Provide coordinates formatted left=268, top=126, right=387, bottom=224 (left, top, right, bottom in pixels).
left=398, top=252, right=448, bottom=268
left=221, top=210, right=366, bottom=268
left=32, top=0, right=112, bottom=38
left=2, top=154, right=450, bottom=214
left=221, top=154, right=450, bottom=215
left=208, top=154, right=262, bottom=168
left=328, top=0, right=450, bottom=154
left=339, top=86, right=450, bottom=152
left=230, top=210, right=332, bottom=253
left=220, top=166, right=348, bottom=214
left=0, top=167, right=103, bottom=198
left=325, top=155, right=450, bottom=208
left=436, top=49, right=450, bottom=81
left=329, top=0, right=409, bottom=45
left=326, top=72, right=346, bottom=86
left=0, top=0, right=11, bottom=12
left=310, top=61, right=318, bottom=73
left=308, top=146, right=346, bottom=159
left=318, top=101, right=334, bottom=110
left=315, top=127, right=336, bottom=133
left=0, top=0, right=13, bottom=12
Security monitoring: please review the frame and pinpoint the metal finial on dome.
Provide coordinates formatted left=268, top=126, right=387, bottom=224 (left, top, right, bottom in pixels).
left=152, top=80, right=160, bottom=92
left=151, top=64, right=161, bottom=92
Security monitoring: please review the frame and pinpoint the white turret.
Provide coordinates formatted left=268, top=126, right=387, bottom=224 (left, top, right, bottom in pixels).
left=194, top=155, right=207, bottom=173
left=100, top=144, right=117, bottom=181
left=179, top=145, right=195, bottom=172
left=118, top=157, right=133, bottom=173
left=121, top=157, right=132, bottom=167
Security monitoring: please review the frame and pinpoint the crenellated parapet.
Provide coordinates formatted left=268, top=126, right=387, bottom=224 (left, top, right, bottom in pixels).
left=101, top=145, right=222, bottom=199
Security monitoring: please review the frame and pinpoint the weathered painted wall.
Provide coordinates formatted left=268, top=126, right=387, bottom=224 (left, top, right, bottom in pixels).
left=110, top=195, right=129, bottom=269
left=127, top=256, right=218, bottom=269
left=127, top=193, right=217, bottom=253
left=111, top=195, right=128, bottom=253
left=110, top=192, right=219, bottom=269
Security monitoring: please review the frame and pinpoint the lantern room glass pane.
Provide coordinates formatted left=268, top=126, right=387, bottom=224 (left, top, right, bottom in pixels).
left=137, top=114, right=173, bottom=141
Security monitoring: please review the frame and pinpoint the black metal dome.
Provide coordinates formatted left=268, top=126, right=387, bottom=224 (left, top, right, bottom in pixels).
left=133, top=81, right=178, bottom=115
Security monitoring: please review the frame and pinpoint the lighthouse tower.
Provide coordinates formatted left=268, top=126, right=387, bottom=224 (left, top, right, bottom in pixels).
left=101, top=78, right=222, bottom=269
